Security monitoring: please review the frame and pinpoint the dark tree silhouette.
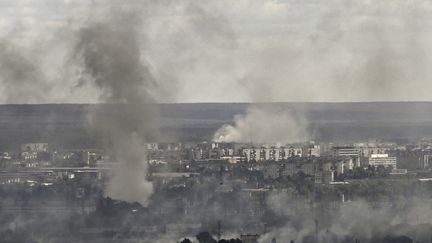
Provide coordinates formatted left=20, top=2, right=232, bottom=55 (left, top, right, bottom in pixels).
left=196, top=232, right=217, bottom=243
left=180, top=239, right=193, bottom=243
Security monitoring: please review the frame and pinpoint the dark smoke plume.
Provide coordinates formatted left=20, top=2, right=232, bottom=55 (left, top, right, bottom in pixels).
left=73, top=9, right=159, bottom=205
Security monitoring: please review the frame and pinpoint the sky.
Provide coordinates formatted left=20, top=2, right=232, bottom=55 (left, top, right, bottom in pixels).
left=1, top=0, right=432, bottom=103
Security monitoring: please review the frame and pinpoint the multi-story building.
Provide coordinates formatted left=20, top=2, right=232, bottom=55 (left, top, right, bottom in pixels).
left=21, top=151, right=38, bottom=160
left=303, top=144, right=321, bottom=157
left=288, top=146, right=303, bottom=157
left=422, top=154, right=432, bottom=169
left=21, top=143, right=49, bottom=152
left=333, top=146, right=361, bottom=167
left=220, top=155, right=243, bottom=164
left=145, top=143, right=159, bottom=151
left=368, top=154, right=397, bottom=168
left=242, top=146, right=304, bottom=162
left=360, top=147, right=389, bottom=158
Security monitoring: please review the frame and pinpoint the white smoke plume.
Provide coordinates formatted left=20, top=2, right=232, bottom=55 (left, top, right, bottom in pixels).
left=213, top=106, right=308, bottom=144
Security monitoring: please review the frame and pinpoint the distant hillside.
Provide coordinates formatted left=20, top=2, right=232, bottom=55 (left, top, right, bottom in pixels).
left=0, top=102, right=432, bottom=149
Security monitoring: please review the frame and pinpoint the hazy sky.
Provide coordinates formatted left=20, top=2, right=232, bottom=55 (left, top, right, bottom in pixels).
left=1, top=0, right=432, bottom=103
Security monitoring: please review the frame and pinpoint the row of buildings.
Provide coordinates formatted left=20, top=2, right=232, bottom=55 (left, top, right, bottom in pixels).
left=145, top=142, right=399, bottom=170
left=1, top=140, right=425, bottom=186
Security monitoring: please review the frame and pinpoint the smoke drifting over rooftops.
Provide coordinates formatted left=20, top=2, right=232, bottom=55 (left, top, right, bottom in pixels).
left=213, top=106, right=308, bottom=144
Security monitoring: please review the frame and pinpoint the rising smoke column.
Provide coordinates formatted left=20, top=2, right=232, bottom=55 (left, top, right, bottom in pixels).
left=213, top=106, right=308, bottom=144
left=73, top=11, right=159, bottom=205
left=70, top=0, right=237, bottom=205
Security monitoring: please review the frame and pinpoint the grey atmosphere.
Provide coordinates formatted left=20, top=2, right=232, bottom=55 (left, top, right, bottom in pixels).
left=0, top=0, right=431, bottom=103
left=2, top=1, right=432, bottom=243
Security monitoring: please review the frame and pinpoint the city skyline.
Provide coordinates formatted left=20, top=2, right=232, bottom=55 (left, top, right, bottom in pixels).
left=1, top=1, right=432, bottom=242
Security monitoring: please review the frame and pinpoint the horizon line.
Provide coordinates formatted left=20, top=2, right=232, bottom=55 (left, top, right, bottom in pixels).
left=2, top=101, right=432, bottom=105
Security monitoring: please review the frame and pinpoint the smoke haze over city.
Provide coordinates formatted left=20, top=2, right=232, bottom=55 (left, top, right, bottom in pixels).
left=0, top=0, right=432, bottom=103
left=3, top=1, right=432, bottom=243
